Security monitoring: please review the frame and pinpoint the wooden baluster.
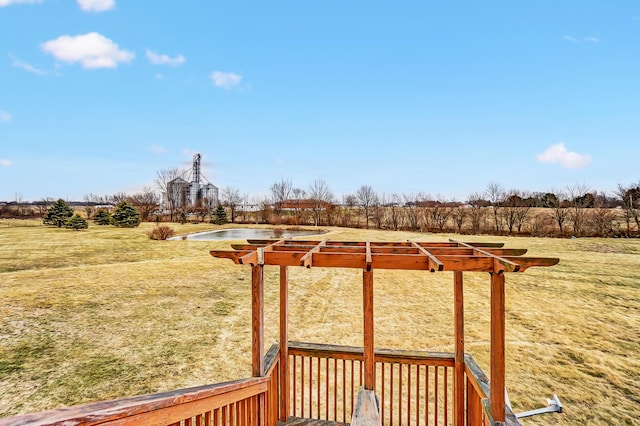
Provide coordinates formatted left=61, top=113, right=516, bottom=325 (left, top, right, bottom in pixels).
left=425, top=366, right=429, bottom=425
left=325, top=357, right=330, bottom=420
left=342, top=359, right=347, bottom=423
left=350, top=359, right=355, bottom=421
left=434, top=366, right=439, bottom=425
left=407, top=364, right=412, bottom=426
left=399, top=363, right=403, bottom=424
left=292, top=355, right=297, bottom=417
left=309, top=356, right=313, bottom=418
left=390, top=363, right=394, bottom=424
left=416, top=365, right=420, bottom=426
left=444, top=367, right=449, bottom=426
left=317, top=357, right=321, bottom=419
left=381, top=362, right=385, bottom=423
left=333, top=358, right=338, bottom=422
left=301, top=356, right=305, bottom=418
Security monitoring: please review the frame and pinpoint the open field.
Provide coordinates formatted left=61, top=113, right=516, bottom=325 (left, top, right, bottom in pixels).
left=1, top=220, right=639, bottom=424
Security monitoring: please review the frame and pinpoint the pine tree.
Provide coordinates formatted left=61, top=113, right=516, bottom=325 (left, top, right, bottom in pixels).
left=43, top=199, right=74, bottom=227
left=111, top=202, right=141, bottom=228
left=213, top=205, right=228, bottom=225
left=94, top=209, right=112, bottom=225
left=65, top=214, right=89, bottom=230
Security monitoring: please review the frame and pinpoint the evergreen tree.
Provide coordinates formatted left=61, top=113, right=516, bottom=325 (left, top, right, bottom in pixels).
left=65, top=214, right=89, bottom=230
left=212, top=205, right=228, bottom=225
left=111, top=202, right=141, bottom=228
left=43, top=199, right=74, bottom=227
left=94, top=209, right=112, bottom=225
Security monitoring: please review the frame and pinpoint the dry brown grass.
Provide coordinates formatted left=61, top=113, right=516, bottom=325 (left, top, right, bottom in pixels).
left=0, top=220, right=639, bottom=424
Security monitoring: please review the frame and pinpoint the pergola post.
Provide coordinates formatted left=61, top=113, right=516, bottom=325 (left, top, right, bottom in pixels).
left=252, top=264, right=264, bottom=377
left=490, top=272, right=506, bottom=422
left=363, top=269, right=375, bottom=390
left=279, top=265, right=290, bottom=421
left=453, top=271, right=465, bottom=426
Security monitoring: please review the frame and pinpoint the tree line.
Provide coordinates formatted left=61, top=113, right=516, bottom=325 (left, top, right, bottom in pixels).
left=3, top=177, right=639, bottom=238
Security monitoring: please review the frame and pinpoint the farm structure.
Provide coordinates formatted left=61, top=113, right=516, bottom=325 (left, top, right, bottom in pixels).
left=164, top=153, right=219, bottom=210
left=1, top=239, right=558, bottom=426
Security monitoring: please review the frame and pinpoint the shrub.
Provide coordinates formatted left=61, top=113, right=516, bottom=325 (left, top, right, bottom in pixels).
left=147, top=225, right=175, bottom=240
left=94, top=209, right=111, bottom=225
left=111, top=202, right=141, bottom=228
left=65, top=214, right=89, bottom=231
left=43, top=199, right=73, bottom=227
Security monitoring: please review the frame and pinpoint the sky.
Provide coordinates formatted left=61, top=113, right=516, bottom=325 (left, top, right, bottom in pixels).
left=1, top=0, right=639, bottom=202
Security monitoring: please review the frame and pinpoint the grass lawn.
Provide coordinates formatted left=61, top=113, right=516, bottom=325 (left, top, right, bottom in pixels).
left=1, top=220, right=639, bottom=425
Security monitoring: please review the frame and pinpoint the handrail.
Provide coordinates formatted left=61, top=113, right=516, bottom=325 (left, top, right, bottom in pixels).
left=0, top=377, right=270, bottom=426
left=289, top=341, right=455, bottom=366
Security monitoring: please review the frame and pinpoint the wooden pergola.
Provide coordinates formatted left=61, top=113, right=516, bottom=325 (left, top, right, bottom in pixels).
left=210, top=239, right=559, bottom=425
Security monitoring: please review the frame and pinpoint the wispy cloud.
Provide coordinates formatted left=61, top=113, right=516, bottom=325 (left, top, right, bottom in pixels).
left=146, top=49, right=185, bottom=66
left=77, top=0, right=114, bottom=12
left=536, top=142, right=592, bottom=169
left=0, top=0, right=41, bottom=7
left=41, top=32, right=134, bottom=69
left=210, top=71, right=242, bottom=89
left=9, top=54, right=47, bottom=75
left=0, top=110, right=12, bottom=122
left=564, top=35, right=600, bottom=43
left=151, top=144, right=166, bottom=154
left=0, top=159, right=12, bottom=167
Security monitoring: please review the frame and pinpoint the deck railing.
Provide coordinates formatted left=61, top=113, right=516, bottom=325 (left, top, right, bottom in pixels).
left=289, top=342, right=456, bottom=425
left=0, top=342, right=519, bottom=426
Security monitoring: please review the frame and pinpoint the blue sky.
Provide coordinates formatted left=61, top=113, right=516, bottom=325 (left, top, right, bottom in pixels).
left=1, top=0, right=639, bottom=202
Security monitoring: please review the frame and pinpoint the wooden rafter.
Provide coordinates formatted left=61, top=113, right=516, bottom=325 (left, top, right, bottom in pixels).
left=210, top=239, right=559, bottom=273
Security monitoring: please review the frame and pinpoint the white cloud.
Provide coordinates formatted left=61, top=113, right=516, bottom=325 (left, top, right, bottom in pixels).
left=0, top=159, right=12, bottom=167
left=151, top=144, right=166, bottom=154
left=210, top=71, right=242, bottom=89
left=583, top=36, right=599, bottom=43
left=0, top=0, right=41, bottom=7
left=0, top=110, right=12, bottom=122
left=146, top=49, right=185, bottom=66
left=536, top=142, right=592, bottom=169
left=563, top=35, right=579, bottom=42
left=41, top=32, right=134, bottom=69
left=9, top=54, right=46, bottom=75
left=77, top=0, right=114, bottom=12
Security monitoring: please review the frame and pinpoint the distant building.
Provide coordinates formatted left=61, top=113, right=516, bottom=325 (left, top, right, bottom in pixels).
left=163, top=153, right=218, bottom=210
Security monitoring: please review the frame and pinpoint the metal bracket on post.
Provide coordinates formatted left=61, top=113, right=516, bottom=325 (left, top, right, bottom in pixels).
left=513, top=394, right=563, bottom=419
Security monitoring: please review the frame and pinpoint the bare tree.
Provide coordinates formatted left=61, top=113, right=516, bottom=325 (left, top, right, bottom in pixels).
left=567, top=184, right=592, bottom=236
left=270, top=178, right=293, bottom=215
left=467, top=192, right=487, bottom=234
left=356, top=185, right=379, bottom=228
left=501, top=190, right=532, bottom=234
left=616, top=182, right=640, bottom=236
left=129, top=187, right=160, bottom=222
left=451, top=204, right=468, bottom=234
left=83, top=193, right=100, bottom=220
left=430, top=199, right=452, bottom=232
left=221, top=186, right=242, bottom=223
left=587, top=192, right=619, bottom=237
left=308, top=179, right=335, bottom=226
left=155, top=167, right=181, bottom=220
left=385, top=193, right=403, bottom=231
left=485, top=182, right=505, bottom=233
left=403, top=193, right=424, bottom=231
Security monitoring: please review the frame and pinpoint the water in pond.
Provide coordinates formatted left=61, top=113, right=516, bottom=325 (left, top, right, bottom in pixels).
left=177, top=228, right=327, bottom=241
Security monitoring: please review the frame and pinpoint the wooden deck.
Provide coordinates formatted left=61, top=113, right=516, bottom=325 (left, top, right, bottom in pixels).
left=277, top=416, right=348, bottom=426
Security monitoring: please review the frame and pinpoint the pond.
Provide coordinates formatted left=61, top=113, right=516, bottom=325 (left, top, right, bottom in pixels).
left=175, top=228, right=328, bottom=241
